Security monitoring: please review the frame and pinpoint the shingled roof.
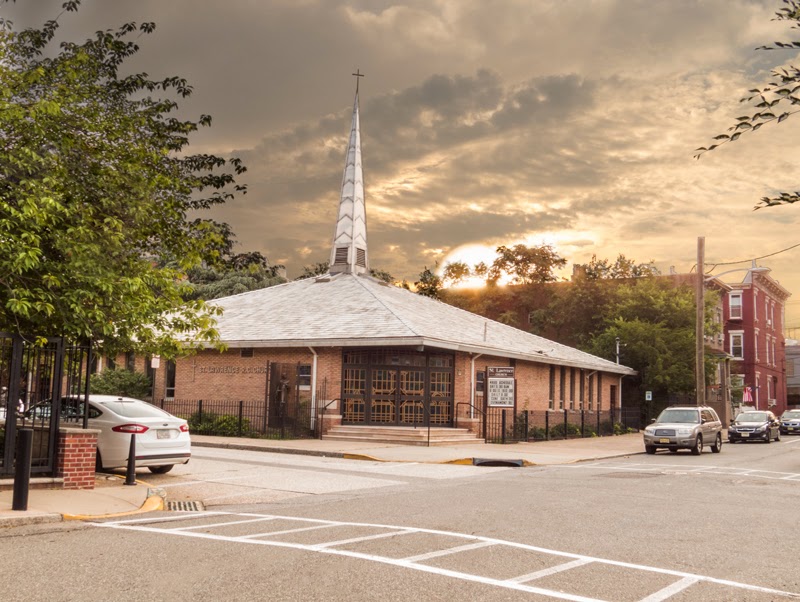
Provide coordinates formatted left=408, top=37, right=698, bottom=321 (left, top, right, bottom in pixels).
left=208, top=272, right=635, bottom=376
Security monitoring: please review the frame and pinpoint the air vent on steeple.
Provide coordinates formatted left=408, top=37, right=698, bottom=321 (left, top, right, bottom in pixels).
left=356, top=248, right=366, bottom=267
left=334, top=247, right=349, bottom=265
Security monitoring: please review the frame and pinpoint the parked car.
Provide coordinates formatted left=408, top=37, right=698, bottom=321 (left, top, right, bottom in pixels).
left=642, top=406, right=723, bottom=455
left=728, top=410, right=780, bottom=443
left=62, top=395, right=191, bottom=474
left=779, top=410, right=800, bottom=435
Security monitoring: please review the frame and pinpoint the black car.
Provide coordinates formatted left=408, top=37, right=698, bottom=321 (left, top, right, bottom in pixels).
left=779, top=410, right=800, bottom=435
left=728, top=410, right=780, bottom=443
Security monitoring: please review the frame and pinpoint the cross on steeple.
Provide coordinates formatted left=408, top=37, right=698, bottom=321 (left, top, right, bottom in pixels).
left=352, top=69, right=364, bottom=93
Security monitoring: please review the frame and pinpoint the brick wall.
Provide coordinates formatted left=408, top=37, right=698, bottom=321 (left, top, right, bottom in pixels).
left=55, top=428, right=99, bottom=490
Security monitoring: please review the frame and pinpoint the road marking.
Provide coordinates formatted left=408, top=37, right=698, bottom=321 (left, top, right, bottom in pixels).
left=172, top=516, right=277, bottom=531
left=561, top=461, right=800, bottom=482
left=311, top=529, right=415, bottom=549
left=507, top=558, right=594, bottom=583
left=640, top=576, right=700, bottom=602
left=94, top=512, right=800, bottom=601
left=402, top=541, right=495, bottom=562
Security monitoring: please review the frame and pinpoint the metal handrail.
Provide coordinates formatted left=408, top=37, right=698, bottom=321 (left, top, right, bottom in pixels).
left=412, top=402, right=432, bottom=447
left=318, top=398, right=342, bottom=439
left=455, top=401, right=486, bottom=442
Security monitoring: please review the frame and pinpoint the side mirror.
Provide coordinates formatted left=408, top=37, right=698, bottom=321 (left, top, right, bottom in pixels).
left=650, top=418, right=656, bottom=424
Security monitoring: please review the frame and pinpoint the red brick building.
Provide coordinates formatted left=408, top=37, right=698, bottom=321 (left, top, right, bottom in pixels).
left=723, top=265, right=791, bottom=414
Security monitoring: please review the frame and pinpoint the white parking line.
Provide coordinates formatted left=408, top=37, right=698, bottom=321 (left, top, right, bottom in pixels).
left=94, top=512, right=800, bottom=601
left=507, top=558, right=594, bottom=584
left=639, top=576, right=699, bottom=602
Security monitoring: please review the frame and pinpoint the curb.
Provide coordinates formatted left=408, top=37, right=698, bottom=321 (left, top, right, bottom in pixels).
left=193, top=440, right=346, bottom=459
left=0, top=512, right=62, bottom=528
left=62, top=491, right=165, bottom=521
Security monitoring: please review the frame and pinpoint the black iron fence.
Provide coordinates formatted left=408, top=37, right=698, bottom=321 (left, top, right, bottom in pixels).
left=482, top=407, right=643, bottom=444
left=158, top=398, right=316, bottom=440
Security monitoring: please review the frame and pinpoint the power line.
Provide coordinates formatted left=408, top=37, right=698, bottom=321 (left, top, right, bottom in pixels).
left=705, top=242, right=800, bottom=272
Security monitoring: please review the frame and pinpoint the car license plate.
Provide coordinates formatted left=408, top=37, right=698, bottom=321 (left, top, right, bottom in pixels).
left=658, top=438, right=670, bottom=444
left=741, top=433, right=749, bottom=438
left=157, top=429, right=173, bottom=440
left=790, top=427, right=796, bottom=431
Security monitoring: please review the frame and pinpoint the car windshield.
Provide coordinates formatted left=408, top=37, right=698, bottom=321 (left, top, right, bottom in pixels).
left=98, top=400, right=172, bottom=419
left=736, top=412, right=768, bottom=422
left=782, top=411, right=800, bottom=420
left=657, top=409, right=699, bottom=424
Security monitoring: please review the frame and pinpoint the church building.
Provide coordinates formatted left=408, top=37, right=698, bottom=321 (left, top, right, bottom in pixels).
left=142, top=83, right=635, bottom=441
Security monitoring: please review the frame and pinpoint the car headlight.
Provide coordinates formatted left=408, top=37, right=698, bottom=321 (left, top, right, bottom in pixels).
left=644, top=427, right=655, bottom=435
left=755, top=425, right=767, bottom=432
left=728, top=426, right=737, bottom=432
left=677, top=428, right=692, bottom=436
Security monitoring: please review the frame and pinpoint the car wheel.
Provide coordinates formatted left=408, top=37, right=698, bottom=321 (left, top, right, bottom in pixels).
left=765, top=431, right=771, bottom=443
left=691, top=436, right=703, bottom=455
left=711, top=433, right=722, bottom=453
left=669, top=448, right=678, bottom=453
left=776, top=431, right=780, bottom=442
left=645, top=445, right=656, bottom=455
left=148, top=465, right=174, bottom=474
left=95, top=451, right=104, bottom=472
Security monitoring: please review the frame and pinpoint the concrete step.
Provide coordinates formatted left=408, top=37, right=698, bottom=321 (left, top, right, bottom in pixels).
left=323, top=425, right=484, bottom=446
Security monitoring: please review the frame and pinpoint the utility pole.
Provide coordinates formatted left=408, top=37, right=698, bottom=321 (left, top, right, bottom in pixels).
left=696, top=237, right=705, bottom=406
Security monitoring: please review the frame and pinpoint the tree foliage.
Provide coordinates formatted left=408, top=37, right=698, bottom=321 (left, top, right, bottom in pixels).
left=575, top=254, right=660, bottom=279
left=694, top=0, right=800, bottom=209
left=0, top=2, right=246, bottom=356
left=415, top=266, right=442, bottom=298
left=90, top=368, right=152, bottom=399
left=488, top=244, right=567, bottom=285
left=184, top=221, right=285, bottom=300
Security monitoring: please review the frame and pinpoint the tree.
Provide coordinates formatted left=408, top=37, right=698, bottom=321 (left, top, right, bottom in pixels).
left=584, top=279, right=720, bottom=398
left=90, top=368, right=152, bottom=399
left=0, top=2, right=246, bottom=357
left=694, top=0, right=800, bottom=209
left=576, top=254, right=660, bottom=279
left=488, top=244, right=567, bottom=285
left=294, top=261, right=395, bottom=283
left=415, top=266, right=442, bottom=298
left=184, top=221, right=285, bottom=300
left=441, top=261, right=471, bottom=286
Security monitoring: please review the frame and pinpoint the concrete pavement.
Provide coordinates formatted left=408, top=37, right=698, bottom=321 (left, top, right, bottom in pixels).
left=0, top=432, right=645, bottom=527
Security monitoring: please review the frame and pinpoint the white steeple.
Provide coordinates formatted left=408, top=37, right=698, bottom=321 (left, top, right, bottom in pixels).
left=329, top=74, right=369, bottom=276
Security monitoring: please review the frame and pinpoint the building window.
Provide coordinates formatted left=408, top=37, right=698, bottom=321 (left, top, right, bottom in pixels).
left=770, top=303, right=775, bottom=327
left=579, top=369, right=585, bottom=409
left=559, top=366, right=566, bottom=410
left=125, top=351, right=135, bottom=372
left=298, top=364, right=311, bottom=390
left=588, top=374, right=594, bottom=411
left=772, top=339, right=777, bottom=367
left=729, top=292, right=743, bottom=320
left=730, top=332, right=744, bottom=359
left=165, top=360, right=176, bottom=399
left=597, top=373, right=603, bottom=411
left=240, top=348, right=254, bottom=358
left=754, top=332, right=759, bottom=362
left=476, top=371, right=485, bottom=394
left=106, top=355, right=116, bottom=370
left=753, top=291, right=758, bottom=322
left=755, top=373, right=761, bottom=406
left=548, top=366, right=555, bottom=410
left=767, top=378, right=772, bottom=402
left=569, top=368, right=575, bottom=410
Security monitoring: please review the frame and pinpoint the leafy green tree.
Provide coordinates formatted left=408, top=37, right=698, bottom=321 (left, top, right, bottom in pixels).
left=488, top=244, right=567, bottom=285
left=296, top=262, right=330, bottom=280
left=577, top=254, right=660, bottom=279
left=0, top=2, right=245, bottom=357
left=415, top=266, right=442, bottom=298
left=694, top=0, right=800, bottom=209
left=584, top=279, right=720, bottom=398
left=442, top=261, right=471, bottom=286
left=90, top=369, right=152, bottom=399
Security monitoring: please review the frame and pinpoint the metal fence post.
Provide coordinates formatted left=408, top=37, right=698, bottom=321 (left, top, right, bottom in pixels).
left=581, top=409, right=585, bottom=438
left=524, top=411, right=529, bottom=442
left=563, top=410, right=568, bottom=439
left=545, top=411, right=550, bottom=441
left=501, top=410, right=506, bottom=444
left=238, top=400, right=244, bottom=436
left=124, top=434, right=136, bottom=486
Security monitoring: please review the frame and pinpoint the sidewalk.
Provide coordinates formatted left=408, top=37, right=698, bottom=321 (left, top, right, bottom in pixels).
left=0, top=433, right=644, bottom=527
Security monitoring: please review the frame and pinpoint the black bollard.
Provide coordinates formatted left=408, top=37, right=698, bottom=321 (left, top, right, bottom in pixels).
left=124, top=433, right=136, bottom=486
left=12, top=428, right=34, bottom=511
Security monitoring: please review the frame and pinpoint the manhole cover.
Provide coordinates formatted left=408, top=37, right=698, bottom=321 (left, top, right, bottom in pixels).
left=472, top=458, right=524, bottom=467
left=167, top=500, right=205, bottom=512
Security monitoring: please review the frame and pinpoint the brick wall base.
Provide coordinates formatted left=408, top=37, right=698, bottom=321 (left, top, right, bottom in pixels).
left=55, top=428, right=100, bottom=490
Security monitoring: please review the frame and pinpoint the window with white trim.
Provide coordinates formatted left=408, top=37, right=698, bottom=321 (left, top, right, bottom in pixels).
left=729, top=292, right=743, bottom=320
left=754, top=291, right=758, bottom=322
left=767, top=378, right=772, bottom=401
left=772, top=339, right=777, bottom=367
left=765, top=335, right=770, bottom=366
left=754, top=332, right=759, bottom=362
left=730, top=331, right=744, bottom=359
left=755, top=373, right=761, bottom=406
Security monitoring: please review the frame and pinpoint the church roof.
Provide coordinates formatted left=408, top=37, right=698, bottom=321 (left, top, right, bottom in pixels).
left=207, top=273, right=635, bottom=375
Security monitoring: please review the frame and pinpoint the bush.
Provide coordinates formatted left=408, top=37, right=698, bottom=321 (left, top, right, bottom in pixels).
left=90, top=369, right=152, bottom=399
left=188, top=412, right=251, bottom=437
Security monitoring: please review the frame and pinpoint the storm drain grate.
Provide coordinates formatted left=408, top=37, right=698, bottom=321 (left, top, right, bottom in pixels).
left=167, top=500, right=205, bottom=512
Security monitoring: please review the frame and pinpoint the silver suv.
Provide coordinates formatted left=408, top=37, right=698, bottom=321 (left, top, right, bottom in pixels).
left=642, top=406, right=723, bottom=455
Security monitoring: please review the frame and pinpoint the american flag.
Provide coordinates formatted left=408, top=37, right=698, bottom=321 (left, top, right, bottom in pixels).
left=742, top=386, right=754, bottom=403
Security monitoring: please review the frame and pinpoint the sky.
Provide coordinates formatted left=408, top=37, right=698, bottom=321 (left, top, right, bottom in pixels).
left=5, top=0, right=800, bottom=334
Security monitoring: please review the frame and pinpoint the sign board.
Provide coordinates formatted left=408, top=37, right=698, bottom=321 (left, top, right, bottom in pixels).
left=487, top=367, right=515, bottom=408
left=645, top=391, right=652, bottom=401
left=150, top=356, right=161, bottom=369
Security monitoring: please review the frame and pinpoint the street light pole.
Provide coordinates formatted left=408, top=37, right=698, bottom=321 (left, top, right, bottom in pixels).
left=615, top=337, right=620, bottom=364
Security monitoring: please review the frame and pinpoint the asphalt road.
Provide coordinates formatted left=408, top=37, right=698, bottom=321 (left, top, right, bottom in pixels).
left=2, top=436, right=799, bottom=601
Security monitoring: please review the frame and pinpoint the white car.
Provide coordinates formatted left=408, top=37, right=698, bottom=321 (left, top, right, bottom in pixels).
left=63, top=395, right=191, bottom=474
